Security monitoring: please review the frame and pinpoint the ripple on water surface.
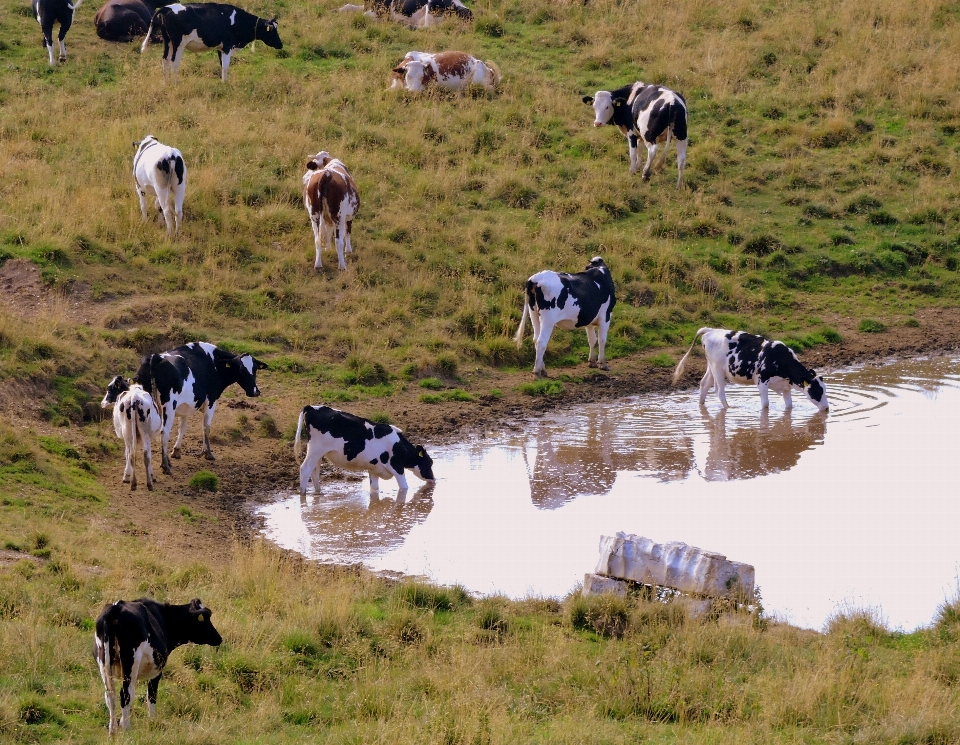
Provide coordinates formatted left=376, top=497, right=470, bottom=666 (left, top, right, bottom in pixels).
left=257, top=356, right=960, bottom=631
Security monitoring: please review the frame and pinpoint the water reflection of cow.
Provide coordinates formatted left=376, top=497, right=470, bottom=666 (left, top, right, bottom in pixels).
left=699, top=408, right=827, bottom=481
left=523, top=412, right=696, bottom=510
left=299, top=482, right=436, bottom=556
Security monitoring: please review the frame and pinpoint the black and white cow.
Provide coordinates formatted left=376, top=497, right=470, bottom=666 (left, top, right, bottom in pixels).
left=101, top=376, right=163, bottom=491
left=513, top=256, right=617, bottom=378
left=294, top=405, right=435, bottom=495
left=340, top=0, right=472, bottom=28
left=583, top=81, right=688, bottom=188
left=672, top=328, right=829, bottom=411
left=133, top=135, right=186, bottom=239
left=95, top=598, right=222, bottom=733
left=141, top=3, right=282, bottom=82
left=95, top=0, right=163, bottom=43
left=32, top=0, right=83, bottom=66
left=132, top=342, right=268, bottom=474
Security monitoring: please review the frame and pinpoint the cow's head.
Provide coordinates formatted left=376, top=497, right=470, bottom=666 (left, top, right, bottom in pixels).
left=256, top=17, right=283, bottom=50
left=101, top=376, right=131, bottom=408
left=586, top=256, right=607, bottom=271
left=409, top=443, right=435, bottom=482
left=132, top=135, right=158, bottom=150
left=217, top=353, right=268, bottom=397
left=305, top=151, right=333, bottom=171
left=803, top=370, right=829, bottom=411
left=183, top=599, right=223, bottom=647
left=582, top=91, right=627, bottom=127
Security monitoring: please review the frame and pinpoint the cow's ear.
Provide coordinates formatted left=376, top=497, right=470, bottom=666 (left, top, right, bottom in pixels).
left=254, top=359, right=269, bottom=371
left=306, top=160, right=319, bottom=171
left=132, top=141, right=140, bottom=148
left=808, top=369, right=817, bottom=378
left=582, top=95, right=594, bottom=105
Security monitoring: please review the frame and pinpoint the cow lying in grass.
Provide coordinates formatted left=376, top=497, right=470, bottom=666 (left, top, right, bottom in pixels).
left=672, top=328, right=829, bottom=411
left=101, top=376, right=162, bottom=491
left=390, top=51, right=499, bottom=92
left=295, top=405, right=435, bottom=495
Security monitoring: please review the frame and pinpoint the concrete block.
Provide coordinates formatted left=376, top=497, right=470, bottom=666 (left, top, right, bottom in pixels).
left=582, top=573, right=627, bottom=597
left=595, top=533, right=754, bottom=600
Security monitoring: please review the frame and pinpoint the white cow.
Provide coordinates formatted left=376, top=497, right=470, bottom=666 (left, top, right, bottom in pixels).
left=101, top=376, right=162, bottom=491
left=390, top=50, right=499, bottom=92
left=132, top=135, right=186, bottom=238
left=302, top=151, right=360, bottom=272
left=514, top=257, right=617, bottom=378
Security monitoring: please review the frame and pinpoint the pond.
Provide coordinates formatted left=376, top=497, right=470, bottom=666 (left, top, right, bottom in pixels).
left=256, top=355, right=960, bottom=631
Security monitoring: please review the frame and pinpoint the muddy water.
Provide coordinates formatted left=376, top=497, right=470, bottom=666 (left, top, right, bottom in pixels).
left=257, top=356, right=960, bottom=631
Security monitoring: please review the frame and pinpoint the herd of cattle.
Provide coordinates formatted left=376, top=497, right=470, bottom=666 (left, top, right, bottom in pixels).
left=25, top=0, right=834, bottom=732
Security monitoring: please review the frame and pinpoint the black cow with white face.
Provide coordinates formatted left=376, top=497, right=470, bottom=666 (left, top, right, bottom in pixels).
left=94, top=598, right=222, bottom=733
left=295, top=405, right=435, bottom=496
left=132, top=341, right=268, bottom=474
left=583, top=81, right=688, bottom=188
left=673, top=328, right=829, bottom=411
left=32, top=0, right=83, bottom=66
left=513, top=256, right=617, bottom=378
left=340, top=0, right=471, bottom=27
left=141, top=3, right=282, bottom=82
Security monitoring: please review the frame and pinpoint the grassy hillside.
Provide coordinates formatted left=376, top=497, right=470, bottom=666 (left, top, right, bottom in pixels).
left=2, top=426, right=960, bottom=744
left=2, top=0, right=960, bottom=420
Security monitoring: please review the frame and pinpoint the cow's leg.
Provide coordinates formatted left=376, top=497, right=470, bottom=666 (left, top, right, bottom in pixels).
left=674, top=138, right=688, bottom=189
left=369, top=474, right=380, bottom=492
left=345, top=219, right=353, bottom=253
left=335, top=220, right=347, bottom=271
left=158, top=187, right=176, bottom=238
left=394, top=471, right=409, bottom=490
left=140, top=428, right=154, bottom=491
left=118, top=647, right=137, bottom=731
left=171, top=413, right=187, bottom=458
left=160, top=412, right=174, bottom=475
left=641, top=140, right=659, bottom=182
left=136, top=186, right=150, bottom=222
left=172, top=41, right=186, bottom=83
left=311, top=218, right=324, bottom=270
left=201, top=402, right=217, bottom=460
left=533, top=320, right=554, bottom=378
left=710, top=365, right=729, bottom=407
left=57, top=13, right=72, bottom=62
left=757, top=380, right=770, bottom=410
left=96, top=642, right=118, bottom=734
left=219, top=49, right=232, bottom=82
left=585, top=326, right=598, bottom=367
left=628, top=133, right=639, bottom=175
left=174, top=181, right=185, bottom=237
left=299, top=446, right=325, bottom=499
left=147, top=674, right=161, bottom=718
left=782, top=388, right=793, bottom=411
left=698, top=369, right=713, bottom=405
left=596, top=317, right=611, bottom=371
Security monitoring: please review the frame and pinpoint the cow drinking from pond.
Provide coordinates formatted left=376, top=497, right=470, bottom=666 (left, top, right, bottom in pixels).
left=95, top=598, right=222, bottom=733
left=583, top=81, right=688, bottom=188
left=513, top=256, right=617, bottom=378
left=33, top=0, right=83, bottom=66
left=141, top=3, right=282, bottom=82
left=672, top=328, right=829, bottom=411
left=133, top=342, right=268, bottom=475
left=295, top=405, right=435, bottom=495
left=101, top=376, right=162, bottom=491
left=303, top=151, right=359, bottom=272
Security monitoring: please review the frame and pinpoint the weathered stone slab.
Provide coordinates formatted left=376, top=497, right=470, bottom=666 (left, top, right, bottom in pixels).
left=595, top=533, right=754, bottom=600
left=582, top=573, right=628, bottom=597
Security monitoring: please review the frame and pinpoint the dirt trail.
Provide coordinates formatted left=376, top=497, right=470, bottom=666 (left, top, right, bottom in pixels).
left=4, top=267, right=960, bottom=565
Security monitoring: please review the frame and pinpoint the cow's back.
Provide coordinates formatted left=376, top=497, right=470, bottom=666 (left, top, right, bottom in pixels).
left=305, top=165, right=358, bottom=223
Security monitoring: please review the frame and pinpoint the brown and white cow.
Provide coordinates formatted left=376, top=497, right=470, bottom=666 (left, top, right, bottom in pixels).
left=302, top=151, right=360, bottom=272
left=390, top=51, right=499, bottom=93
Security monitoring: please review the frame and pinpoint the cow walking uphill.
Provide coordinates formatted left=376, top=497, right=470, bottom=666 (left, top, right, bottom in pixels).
left=583, top=81, right=688, bottom=188
left=133, top=135, right=186, bottom=239
left=95, top=598, right=222, bottom=733
left=390, top=51, right=499, bottom=92
left=132, top=342, right=268, bottom=474
left=295, top=405, right=435, bottom=496
left=302, top=151, right=360, bottom=272
left=672, top=328, right=829, bottom=411
left=514, top=256, right=617, bottom=378
left=32, top=0, right=83, bottom=66
left=101, top=376, right=163, bottom=491
left=141, top=3, right=282, bottom=82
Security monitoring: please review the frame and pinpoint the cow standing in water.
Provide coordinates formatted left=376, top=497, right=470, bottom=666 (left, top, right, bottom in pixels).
left=673, top=328, right=829, bottom=411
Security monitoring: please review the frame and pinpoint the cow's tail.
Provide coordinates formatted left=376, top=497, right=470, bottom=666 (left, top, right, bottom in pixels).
left=486, top=60, right=501, bottom=88
left=95, top=604, right=119, bottom=698
left=513, top=294, right=530, bottom=349
left=672, top=327, right=712, bottom=385
left=156, top=154, right=185, bottom=188
left=294, top=408, right=307, bottom=461
left=140, top=9, right=161, bottom=53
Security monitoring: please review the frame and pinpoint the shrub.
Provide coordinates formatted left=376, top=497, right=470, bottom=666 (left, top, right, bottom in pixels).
left=419, top=378, right=443, bottom=390
left=394, top=581, right=463, bottom=611
left=368, top=411, right=393, bottom=425
left=257, top=415, right=280, bottom=438
left=475, top=16, right=504, bottom=37
left=568, top=592, right=630, bottom=638
left=859, top=319, right=887, bottom=333
left=742, top=234, right=781, bottom=256
left=189, top=470, right=219, bottom=492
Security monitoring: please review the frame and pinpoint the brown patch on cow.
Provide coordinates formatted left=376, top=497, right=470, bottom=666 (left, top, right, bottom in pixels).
left=434, top=51, right=471, bottom=81
left=305, top=165, right=359, bottom=228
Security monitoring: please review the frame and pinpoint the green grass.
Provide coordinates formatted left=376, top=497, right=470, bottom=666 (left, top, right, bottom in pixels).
left=517, top=380, right=564, bottom=396
left=859, top=319, right=888, bottom=333
left=188, top=470, right=219, bottom=492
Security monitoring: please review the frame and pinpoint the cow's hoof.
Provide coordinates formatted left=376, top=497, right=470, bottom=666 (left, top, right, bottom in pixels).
left=122, top=476, right=130, bottom=483
left=59, top=55, right=66, bottom=62
left=534, top=370, right=548, bottom=379
left=642, top=172, right=651, bottom=182
left=314, top=265, right=322, bottom=272
left=600, top=363, right=610, bottom=371
left=146, top=482, right=154, bottom=491
left=588, top=361, right=598, bottom=369
left=172, top=448, right=181, bottom=459
left=162, top=465, right=172, bottom=475
left=130, top=483, right=137, bottom=491
left=204, top=452, right=216, bottom=461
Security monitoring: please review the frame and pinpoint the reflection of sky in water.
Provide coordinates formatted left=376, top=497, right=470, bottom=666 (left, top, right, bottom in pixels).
left=257, top=356, right=960, bottom=631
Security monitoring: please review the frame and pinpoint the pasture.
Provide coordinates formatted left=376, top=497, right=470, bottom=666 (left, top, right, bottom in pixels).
left=2, top=0, right=960, bottom=740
